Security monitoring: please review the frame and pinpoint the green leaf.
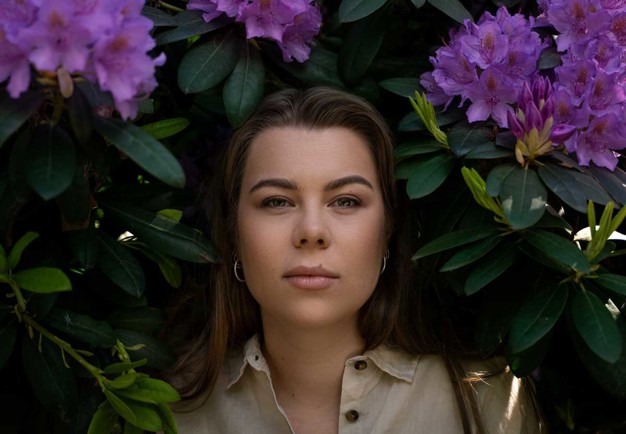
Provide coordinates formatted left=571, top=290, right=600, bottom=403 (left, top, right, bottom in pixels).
left=93, top=116, right=186, bottom=189
left=518, top=240, right=572, bottom=275
left=142, top=6, right=177, bottom=26
left=464, top=243, right=517, bottom=295
left=464, top=143, right=513, bottom=160
left=141, top=118, right=190, bottom=140
left=500, top=166, right=546, bottom=230
left=107, top=307, right=166, bottom=335
left=413, top=226, right=498, bottom=260
left=594, top=274, right=626, bottom=297
left=7, top=231, right=39, bottom=270
left=157, top=402, right=178, bottom=434
left=103, top=359, right=148, bottom=375
left=509, top=284, right=568, bottom=353
left=100, top=201, right=217, bottom=263
left=397, top=109, right=465, bottom=132
left=56, top=160, right=92, bottom=228
left=121, top=399, right=163, bottom=432
left=67, top=227, right=100, bottom=269
left=572, top=290, right=622, bottom=363
left=572, top=315, right=626, bottom=399
left=124, top=422, right=145, bottom=434
left=104, top=389, right=137, bottom=425
left=22, top=335, right=79, bottom=419
left=405, top=154, right=455, bottom=199
left=0, top=322, right=17, bottom=370
left=68, top=85, right=93, bottom=145
left=411, top=0, right=427, bottom=8
left=156, top=11, right=229, bottom=45
left=522, top=230, right=591, bottom=274
left=447, top=122, right=492, bottom=157
left=339, top=5, right=389, bottom=85
left=379, top=78, right=421, bottom=98
left=439, top=236, right=501, bottom=272
left=538, top=164, right=612, bottom=213
left=88, top=401, right=119, bottom=434
left=275, top=46, right=344, bottom=88
left=25, top=125, right=77, bottom=200
left=108, top=374, right=141, bottom=390
left=177, top=30, right=240, bottom=94
left=507, top=331, right=552, bottom=377
left=116, top=329, right=176, bottom=370
left=589, top=165, right=626, bottom=205
left=223, top=43, right=265, bottom=128
left=427, top=0, right=472, bottom=23
left=96, top=233, right=146, bottom=298
left=13, top=267, right=72, bottom=294
left=0, top=89, right=45, bottom=149
left=393, top=139, right=443, bottom=159
left=116, top=378, right=181, bottom=404
left=338, top=0, right=387, bottom=23
left=44, top=308, right=117, bottom=348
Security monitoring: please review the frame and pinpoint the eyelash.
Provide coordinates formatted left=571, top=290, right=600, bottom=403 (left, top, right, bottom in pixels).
left=261, top=196, right=361, bottom=208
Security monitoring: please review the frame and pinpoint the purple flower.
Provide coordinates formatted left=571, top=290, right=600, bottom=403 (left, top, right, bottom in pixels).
left=576, top=113, right=626, bottom=169
left=466, top=67, right=517, bottom=127
left=238, top=0, right=306, bottom=42
left=507, top=77, right=576, bottom=165
left=423, top=6, right=544, bottom=126
left=555, top=57, right=596, bottom=105
left=420, top=71, right=451, bottom=107
left=0, top=0, right=37, bottom=39
left=188, top=0, right=224, bottom=23
left=188, top=0, right=243, bottom=21
left=93, top=19, right=165, bottom=119
left=547, top=0, right=610, bottom=51
left=0, top=29, right=31, bottom=98
left=459, top=21, right=509, bottom=69
left=430, top=46, right=478, bottom=98
left=587, top=70, right=625, bottom=113
left=277, top=3, right=322, bottom=62
left=19, top=2, right=94, bottom=71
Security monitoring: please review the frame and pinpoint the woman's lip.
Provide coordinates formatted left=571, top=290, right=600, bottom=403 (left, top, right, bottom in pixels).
left=284, top=265, right=339, bottom=278
left=284, top=275, right=338, bottom=290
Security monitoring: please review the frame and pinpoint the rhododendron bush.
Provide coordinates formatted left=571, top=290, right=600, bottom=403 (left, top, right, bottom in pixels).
left=0, top=0, right=624, bottom=432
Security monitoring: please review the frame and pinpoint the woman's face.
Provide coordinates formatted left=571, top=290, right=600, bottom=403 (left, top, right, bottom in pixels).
left=236, top=126, right=387, bottom=331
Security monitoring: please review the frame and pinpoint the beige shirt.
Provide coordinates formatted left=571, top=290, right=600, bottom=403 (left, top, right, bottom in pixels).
left=174, top=335, right=542, bottom=434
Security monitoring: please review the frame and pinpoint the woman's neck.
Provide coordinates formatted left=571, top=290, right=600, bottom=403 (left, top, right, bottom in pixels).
left=261, top=317, right=365, bottom=434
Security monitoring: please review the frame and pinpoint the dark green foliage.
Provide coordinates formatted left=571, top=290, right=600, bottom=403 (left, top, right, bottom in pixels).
left=0, top=1, right=624, bottom=433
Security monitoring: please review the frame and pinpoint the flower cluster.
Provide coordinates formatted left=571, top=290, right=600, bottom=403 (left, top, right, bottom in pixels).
left=0, top=0, right=165, bottom=119
left=420, top=7, right=547, bottom=128
left=188, top=0, right=322, bottom=63
left=541, top=0, right=626, bottom=170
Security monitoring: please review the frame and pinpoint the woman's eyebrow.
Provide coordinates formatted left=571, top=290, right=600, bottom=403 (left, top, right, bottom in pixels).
left=249, top=178, right=298, bottom=193
left=324, top=175, right=374, bottom=191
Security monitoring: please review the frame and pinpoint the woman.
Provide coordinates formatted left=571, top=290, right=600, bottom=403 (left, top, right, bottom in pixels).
left=166, top=87, right=543, bottom=433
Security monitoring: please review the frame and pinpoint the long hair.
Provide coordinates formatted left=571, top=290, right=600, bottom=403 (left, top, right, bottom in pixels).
left=165, top=87, right=490, bottom=432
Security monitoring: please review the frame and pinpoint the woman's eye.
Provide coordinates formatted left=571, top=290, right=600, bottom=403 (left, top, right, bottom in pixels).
left=263, top=198, right=291, bottom=208
left=333, top=197, right=360, bottom=207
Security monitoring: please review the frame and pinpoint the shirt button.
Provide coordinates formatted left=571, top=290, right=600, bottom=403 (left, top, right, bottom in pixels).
left=345, top=410, right=359, bottom=422
left=354, top=360, right=367, bottom=370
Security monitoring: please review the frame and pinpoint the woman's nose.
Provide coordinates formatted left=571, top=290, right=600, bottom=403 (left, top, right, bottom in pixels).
left=292, top=207, right=330, bottom=248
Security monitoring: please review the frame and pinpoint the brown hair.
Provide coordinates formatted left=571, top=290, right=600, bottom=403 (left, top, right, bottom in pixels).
left=166, top=87, right=493, bottom=432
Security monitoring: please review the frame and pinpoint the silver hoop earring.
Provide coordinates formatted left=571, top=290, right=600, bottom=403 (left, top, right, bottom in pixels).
left=233, top=255, right=246, bottom=283
left=380, top=250, right=390, bottom=275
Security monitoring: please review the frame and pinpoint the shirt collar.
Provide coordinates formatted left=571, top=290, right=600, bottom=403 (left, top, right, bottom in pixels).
left=226, top=334, right=420, bottom=389
left=361, top=344, right=420, bottom=383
